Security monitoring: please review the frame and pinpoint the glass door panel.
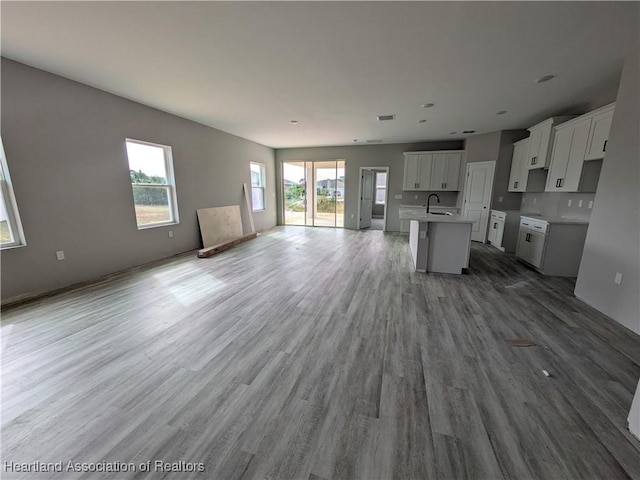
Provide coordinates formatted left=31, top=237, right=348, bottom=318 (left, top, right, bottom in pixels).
left=283, top=160, right=344, bottom=228
left=283, top=162, right=306, bottom=225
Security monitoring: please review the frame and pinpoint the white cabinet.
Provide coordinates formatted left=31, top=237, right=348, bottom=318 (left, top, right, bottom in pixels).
left=403, top=153, right=432, bottom=190
left=525, top=116, right=575, bottom=170
left=545, top=103, right=615, bottom=193
left=516, top=226, right=546, bottom=268
left=516, top=216, right=588, bottom=277
left=584, top=103, right=615, bottom=160
left=430, top=152, right=461, bottom=191
left=546, top=117, right=592, bottom=192
left=403, top=151, right=463, bottom=191
left=487, top=210, right=506, bottom=250
left=508, top=139, right=530, bottom=192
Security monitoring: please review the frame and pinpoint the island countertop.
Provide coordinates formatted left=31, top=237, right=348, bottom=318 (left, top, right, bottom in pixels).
left=401, top=212, right=474, bottom=224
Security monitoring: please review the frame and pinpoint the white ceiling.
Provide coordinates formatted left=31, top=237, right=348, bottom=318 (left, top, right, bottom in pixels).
left=1, top=1, right=638, bottom=149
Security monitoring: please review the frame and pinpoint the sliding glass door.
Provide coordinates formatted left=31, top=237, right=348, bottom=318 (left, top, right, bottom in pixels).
left=283, top=160, right=345, bottom=227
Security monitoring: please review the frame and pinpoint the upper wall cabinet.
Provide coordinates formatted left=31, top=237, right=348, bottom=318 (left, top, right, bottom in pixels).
left=430, top=152, right=462, bottom=191
left=584, top=103, right=615, bottom=161
left=526, top=116, right=576, bottom=170
left=545, top=103, right=614, bottom=193
left=546, top=117, right=592, bottom=192
left=403, top=150, right=464, bottom=191
left=403, top=153, right=433, bottom=190
left=508, top=138, right=530, bottom=192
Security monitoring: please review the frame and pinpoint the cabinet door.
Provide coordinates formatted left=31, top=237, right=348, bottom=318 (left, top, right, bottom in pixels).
left=546, top=126, right=573, bottom=192
left=528, top=230, right=546, bottom=267
left=561, top=118, right=591, bottom=191
left=488, top=219, right=504, bottom=247
left=403, top=155, right=420, bottom=190
left=526, top=127, right=543, bottom=169
left=443, top=153, right=461, bottom=190
left=508, top=142, right=528, bottom=192
left=487, top=219, right=498, bottom=245
left=430, top=153, right=447, bottom=190
left=516, top=229, right=531, bottom=262
left=585, top=110, right=614, bottom=160
left=417, top=154, right=432, bottom=190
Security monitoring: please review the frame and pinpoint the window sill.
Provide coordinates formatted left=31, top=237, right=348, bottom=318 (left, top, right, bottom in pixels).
left=1, top=242, right=27, bottom=251
left=252, top=209, right=266, bottom=213
left=137, top=220, right=179, bottom=230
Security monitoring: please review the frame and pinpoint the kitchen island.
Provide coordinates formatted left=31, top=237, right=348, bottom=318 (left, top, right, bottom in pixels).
left=408, top=215, right=473, bottom=274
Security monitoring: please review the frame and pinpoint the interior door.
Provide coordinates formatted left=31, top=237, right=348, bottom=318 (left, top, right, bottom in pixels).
left=359, top=169, right=374, bottom=229
left=462, top=161, right=495, bottom=242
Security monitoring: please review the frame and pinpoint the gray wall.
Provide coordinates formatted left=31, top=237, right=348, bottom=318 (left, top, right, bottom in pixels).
left=521, top=192, right=596, bottom=221
left=574, top=50, right=639, bottom=334
left=276, top=140, right=463, bottom=232
left=1, top=59, right=277, bottom=304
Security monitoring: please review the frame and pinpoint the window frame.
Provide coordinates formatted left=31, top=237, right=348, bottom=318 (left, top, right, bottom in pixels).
left=374, top=171, right=387, bottom=205
left=250, top=162, right=266, bottom=212
left=0, top=138, right=26, bottom=249
left=125, top=138, right=179, bottom=230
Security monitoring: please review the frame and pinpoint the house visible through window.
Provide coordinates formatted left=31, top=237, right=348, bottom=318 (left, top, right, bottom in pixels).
left=125, top=139, right=179, bottom=228
left=375, top=171, right=387, bottom=205
left=251, top=162, right=266, bottom=211
left=0, top=137, right=26, bottom=249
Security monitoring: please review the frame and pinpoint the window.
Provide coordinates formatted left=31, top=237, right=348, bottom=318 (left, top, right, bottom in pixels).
left=375, top=171, right=387, bottom=205
left=125, top=139, right=179, bottom=228
left=250, top=162, right=266, bottom=211
left=0, top=138, right=26, bottom=249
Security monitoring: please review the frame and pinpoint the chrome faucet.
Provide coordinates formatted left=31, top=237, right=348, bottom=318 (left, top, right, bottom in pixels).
left=427, top=193, right=440, bottom=213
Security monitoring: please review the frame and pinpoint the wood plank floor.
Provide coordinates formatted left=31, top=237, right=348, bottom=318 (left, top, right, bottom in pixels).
left=2, top=226, right=640, bottom=480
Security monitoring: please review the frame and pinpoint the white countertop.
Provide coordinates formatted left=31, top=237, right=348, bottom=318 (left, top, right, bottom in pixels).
left=406, top=213, right=474, bottom=224
left=521, top=215, right=589, bottom=225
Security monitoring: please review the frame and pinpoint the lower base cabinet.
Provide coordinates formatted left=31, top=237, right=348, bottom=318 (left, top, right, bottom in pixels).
left=516, top=216, right=588, bottom=277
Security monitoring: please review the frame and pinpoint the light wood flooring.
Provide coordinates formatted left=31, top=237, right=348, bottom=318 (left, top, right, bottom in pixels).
left=2, top=226, right=640, bottom=479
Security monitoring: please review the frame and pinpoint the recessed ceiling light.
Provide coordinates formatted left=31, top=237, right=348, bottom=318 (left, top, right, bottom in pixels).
left=421, top=103, right=434, bottom=108
left=353, top=139, right=358, bottom=143
left=418, top=119, right=427, bottom=123
left=462, top=130, right=476, bottom=134
left=496, top=110, right=507, bottom=115
left=377, top=115, right=396, bottom=121
left=289, top=120, right=299, bottom=125
left=450, top=131, right=457, bottom=135
left=535, top=75, right=555, bottom=84
left=366, top=139, right=384, bottom=144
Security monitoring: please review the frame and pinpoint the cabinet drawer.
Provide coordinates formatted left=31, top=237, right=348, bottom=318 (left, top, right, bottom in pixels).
left=520, top=217, right=548, bottom=234
left=491, top=211, right=507, bottom=221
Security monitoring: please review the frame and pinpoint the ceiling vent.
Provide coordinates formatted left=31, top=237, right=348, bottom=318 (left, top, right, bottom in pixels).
left=462, top=130, right=476, bottom=134
left=366, top=139, right=384, bottom=144
left=376, top=115, right=396, bottom=121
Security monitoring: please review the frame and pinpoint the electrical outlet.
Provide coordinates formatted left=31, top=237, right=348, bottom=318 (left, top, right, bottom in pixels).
left=498, top=196, right=503, bottom=203
left=568, top=199, right=572, bottom=207
left=420, top=231, right=427, bottom=239
left=533, top=197, right=537, bottom=204
left=351, top=214, right=354, bottom=219
left=168, top=230, right=174, bottom=238
left=588, top=200, right=593, bottom=209
left=578, top=200, right=583, bottom=207
left=614, top=272, right=623, bottom=285
left=395, top=194, right=402, bottom=200
left=414, top=195, right=419, bottom=200
left=56, top=251, right=65, bottom=261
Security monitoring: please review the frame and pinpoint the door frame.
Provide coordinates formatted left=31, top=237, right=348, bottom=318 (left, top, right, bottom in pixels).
left=462, top=160, right=495, bottom=243
left=357, top=166, right=389, bottom=230
left=281, top=159, right=346, bottom=228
